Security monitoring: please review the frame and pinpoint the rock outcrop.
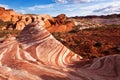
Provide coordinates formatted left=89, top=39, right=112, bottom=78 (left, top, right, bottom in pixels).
left=0, top=7, right=53, bottom=30
left=0, top=20, right=120, bottom=80
left=0, top=7, right=18, bottom=22
left=45, top=14, right=75, bottom=32
left=0, top=7, right=74, bottom=32
left=71, top=14, right=120, bottom=31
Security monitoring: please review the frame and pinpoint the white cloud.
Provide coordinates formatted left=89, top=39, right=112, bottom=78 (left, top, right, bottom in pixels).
left=91, top=1, right=120, bottom=15
left=55, top=0, right=68, bottom=3
left=15, top=4, right=55, bottom=14
left=94, top=5, right=120, bottom=14
left=1, top=0, right=120, bottom=17
left=28, top=4, right=54, bottom=11
left=16, top=9, right=27, bottom=14
left=15, top=0, right=120, bottom=17
left=0, top=4, right=10, bottom=9
left=55, top=0, right=104, bottom=3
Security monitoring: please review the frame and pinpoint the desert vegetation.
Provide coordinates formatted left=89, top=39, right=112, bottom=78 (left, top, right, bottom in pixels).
left=52, top=25, right=120, bottom=59
left=0, top=30, right=21, bottom=38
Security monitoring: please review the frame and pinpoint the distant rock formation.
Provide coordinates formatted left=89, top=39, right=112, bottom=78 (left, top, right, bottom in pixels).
left=0, top=7, right=74, bottom=32
left=45, top=14, right=75, bottom=32
left=0, top=20, right=120, bottom=80
left=0, top=7, right=53, bottom=30
left=1, top=7, right=120, bottom=32
left=72, top=14, right=120, bottom=29
left=0, top=7, right=17, bottom=22
left=55, top=14, right=67, bottom=24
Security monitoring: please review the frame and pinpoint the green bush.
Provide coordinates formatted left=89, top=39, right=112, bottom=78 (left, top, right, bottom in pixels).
left=0, top=30, right=21, bottom=38
left=0, top=20, right=12, bottom=26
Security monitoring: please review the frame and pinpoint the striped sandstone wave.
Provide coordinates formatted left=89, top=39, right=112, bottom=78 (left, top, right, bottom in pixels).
left=0, top=20, right=120, bottom=80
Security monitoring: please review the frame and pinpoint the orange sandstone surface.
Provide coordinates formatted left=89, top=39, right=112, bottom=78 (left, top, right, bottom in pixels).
left=0, top=20, right=120, bottom=80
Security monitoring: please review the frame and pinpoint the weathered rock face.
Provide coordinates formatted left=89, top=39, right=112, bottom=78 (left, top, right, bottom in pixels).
left=55, top=14, right=67, bottom=24
left=0, top=7, right=5, bottom=14
left=0, top=8, right=74, bottom=32
left=0, top=7, right=14, bottom=21
left=0, top=7, right=21, bottom=23
left=45, top=14, right=75, bottom=32
left=11, top=15, right=20, bottom=23
left=0, top=20, right=120, bottom=80
left=14, top=14, right=53, bottom=30
left=0, top=7, right=53, bottom=30
left=15, top=21, right=25, bottom=30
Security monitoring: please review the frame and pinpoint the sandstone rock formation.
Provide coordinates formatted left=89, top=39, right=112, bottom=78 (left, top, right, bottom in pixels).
left=0, top=7, right=74, bottom=32
left=45, top=14, right=75, bottom=32
left=0, top=7, right=18, bottom=22
left=0, top=7, right=53, bottom=30
left=55, top=14, right=67, bottom=24
left=13, top=14, right=53, bottom=30
left=0, top=20, right=120, bottom=80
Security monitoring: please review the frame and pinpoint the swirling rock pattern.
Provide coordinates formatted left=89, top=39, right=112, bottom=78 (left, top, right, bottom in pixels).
left=0, top=20, right=120, bottom=80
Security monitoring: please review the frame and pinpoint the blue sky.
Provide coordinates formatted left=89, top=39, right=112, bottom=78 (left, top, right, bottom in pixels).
left=0, top=0, right=120, bottom=16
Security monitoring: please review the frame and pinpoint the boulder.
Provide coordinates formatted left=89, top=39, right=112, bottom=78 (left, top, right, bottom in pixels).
left=15, top=21, right=25, bottom=30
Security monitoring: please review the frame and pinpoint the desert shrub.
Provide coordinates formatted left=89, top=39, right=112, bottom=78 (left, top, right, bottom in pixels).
left=0, top=30, right=21, bottom=38
left=69, top=25, right=81, bottom=33
left=93, top=42, right=102, bottom=48
left=0, top=20, right=12, bottom=26
left=103, top=50, right=110, bottom=55
left=52, top=32, right=62, bottom=41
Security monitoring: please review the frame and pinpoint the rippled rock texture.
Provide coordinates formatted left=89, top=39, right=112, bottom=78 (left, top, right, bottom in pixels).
left=0, top=20, right=120, bottom=80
